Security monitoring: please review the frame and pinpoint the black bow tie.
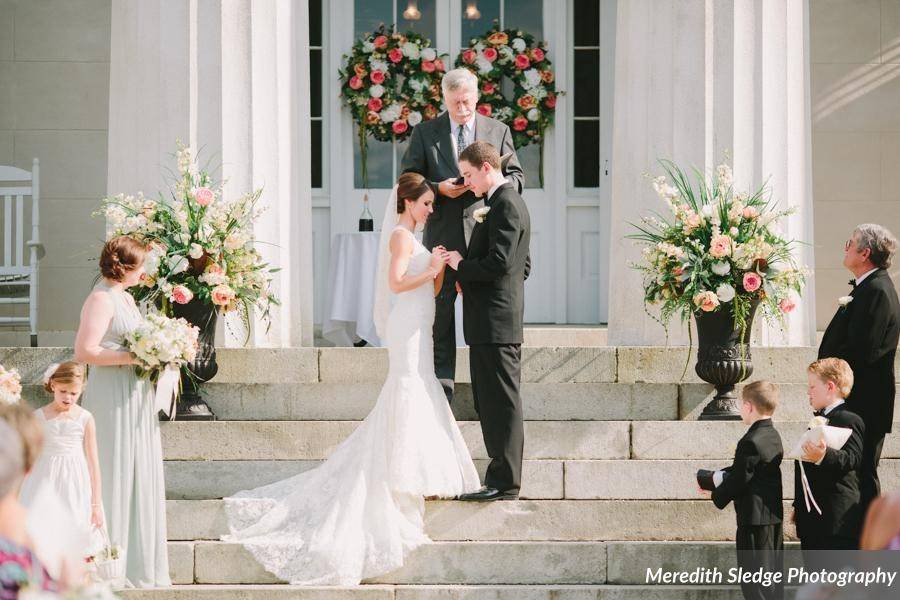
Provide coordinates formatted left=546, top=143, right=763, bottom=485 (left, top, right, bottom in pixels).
left=848, top=279, right=857, bottom=288
left=814, top=409, right=826, bottom=417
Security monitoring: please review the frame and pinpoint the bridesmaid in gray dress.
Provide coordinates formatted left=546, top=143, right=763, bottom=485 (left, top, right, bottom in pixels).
left=74, top=236, right=170, bottom=588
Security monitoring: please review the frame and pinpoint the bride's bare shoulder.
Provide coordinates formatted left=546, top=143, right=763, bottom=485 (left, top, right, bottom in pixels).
left=389, top=228, right=414, bottom=254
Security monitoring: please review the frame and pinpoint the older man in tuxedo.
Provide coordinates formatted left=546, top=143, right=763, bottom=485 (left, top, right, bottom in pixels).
left=818, top=224, right=900, bottom=512
left=400, top=67, right=524, bottom=403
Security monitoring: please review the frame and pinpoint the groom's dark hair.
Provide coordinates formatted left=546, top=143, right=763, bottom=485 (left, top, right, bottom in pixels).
left=459, top=141, right=500, bottom=170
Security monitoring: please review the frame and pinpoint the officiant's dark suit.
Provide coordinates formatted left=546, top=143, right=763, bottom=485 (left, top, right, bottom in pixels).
left=818, top=268, right=900, bottom=510
left=793, top=404, right=865, bottom=550
left=400, top=112, right=523, bottom=402
left=456, top=181, right=530, bottom=497
left=712, top=418, right=784, bottom=600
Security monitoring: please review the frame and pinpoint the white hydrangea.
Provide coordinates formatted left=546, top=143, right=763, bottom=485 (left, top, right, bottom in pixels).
left=499, top=46, right=514, bottom=62
left=512, top=38, right=527, bottom=52
left=188, top=243, right=204, bottom=259
left=421, top=48, right=436, bottom=62
left=474, top=42, right=486, bottom=53
left=379, top=103, right=402, bottom=123
left=368, top=58, right=389, bottom=73
left=407, top=111, right=423, bottom=126
left=401, top=41, right=420, bottom=59
left=527, top=108, right=540, bottom=121
left=167, top=255, right=189, bottom=275
left=476, top=57, right=493, bottom=74
left=369, top=84, right=385, bottom=98
left=711, top=261, right=730, bottom=276
left=362, top=41, right=375, bottom=53
left=523, top=68, right=542, bottom=90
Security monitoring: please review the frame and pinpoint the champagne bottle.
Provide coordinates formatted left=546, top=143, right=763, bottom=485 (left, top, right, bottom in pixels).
left=359, top=193, right=374, bottom=232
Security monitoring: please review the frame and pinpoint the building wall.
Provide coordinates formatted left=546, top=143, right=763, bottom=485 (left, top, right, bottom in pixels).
left=0, top=0, right=110, bottom=342
left=810, top=0, right=900, bottom=330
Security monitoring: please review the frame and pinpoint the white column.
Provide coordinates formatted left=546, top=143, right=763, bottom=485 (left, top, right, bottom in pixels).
left=607, top=0, right=815, bottom=346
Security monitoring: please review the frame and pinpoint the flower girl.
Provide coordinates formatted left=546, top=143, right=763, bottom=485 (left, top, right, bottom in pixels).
left=19, top=362, right=105, bottom=542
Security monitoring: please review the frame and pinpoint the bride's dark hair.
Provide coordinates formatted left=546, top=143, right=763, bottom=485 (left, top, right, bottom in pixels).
left=396, top=173, right=432, bottom=213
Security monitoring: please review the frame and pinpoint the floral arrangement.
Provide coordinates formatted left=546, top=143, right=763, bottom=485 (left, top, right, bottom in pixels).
left=455, top=26, right=559, bottom=182
left=125, top=313, right=199, bottom=378
left=339, top=25, right=447, bottom=187
left=97, top=143, right=279, bottom=329
left=0, top=363, right=22, bottom=405
left=628, top=159, right=806, bottom=339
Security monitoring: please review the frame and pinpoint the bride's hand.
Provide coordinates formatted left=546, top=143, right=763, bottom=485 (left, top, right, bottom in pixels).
left=430, top=247, right=449, bottom=271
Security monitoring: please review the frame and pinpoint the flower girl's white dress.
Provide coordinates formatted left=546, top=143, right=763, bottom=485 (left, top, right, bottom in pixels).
left=19, top=407, right=93, bottom=536
left=224, top=226, right=481, bottom=585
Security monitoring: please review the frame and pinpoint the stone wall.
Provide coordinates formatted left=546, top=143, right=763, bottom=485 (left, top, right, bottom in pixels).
left=811, top=0, right=900, bottom=329
left=0, top=0, right=109, bottom=341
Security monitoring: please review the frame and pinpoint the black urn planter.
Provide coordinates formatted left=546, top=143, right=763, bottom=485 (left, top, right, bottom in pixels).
left=169, top=298, right=219, bottom=421
left=694, top=299, right=760, bottom=420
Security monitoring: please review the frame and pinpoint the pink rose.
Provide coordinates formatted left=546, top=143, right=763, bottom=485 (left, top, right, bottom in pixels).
left=373, top=35, right=388, bottom=49
left=709, top=234, right=733, bottom=258
left=392, top=120, right=409, bottom=135
left=742, top=272, right=763, bottom=293
left=211, top=284, right=236, bottom=307
left=193, top=187, right=214, bottom=207
left=545, top=94, right=557, bottom=109
left=483, top=47, right=498, bottom=62
left=693, top=291, right=720, bottom=312
left=434, top=58, right=445, bottom=71
left=742, top=206, right=759, bottom=220
left=421, top=60, right=436, bottom=73
left=462, top=49, right=476, bottom=64
left=531, top=47, right=545, bottom=62
left=171, top=285, right=194, bottom=305
left=388, top=48, right=403, bottom=63
left=367, top=97, right=383, bottom=112
left=482, top=81, right=497, bottom=95
left=513, top=116, right=528, bottom=131
left=369, top=70, right=385, bottom=84
left=476, top=103, right=492, bottom=117
left=515, top=54, right=531, bottom=70
left=349, top=75, right=363, bottom=90
left=779, top=297, right=796, bottom=313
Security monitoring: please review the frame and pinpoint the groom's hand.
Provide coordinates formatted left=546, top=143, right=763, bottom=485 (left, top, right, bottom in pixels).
left=447, top=250, right=463, bottom=270
left=455, top=281, right=463, bottom=295
left=438, top=178, right=469, bottom=199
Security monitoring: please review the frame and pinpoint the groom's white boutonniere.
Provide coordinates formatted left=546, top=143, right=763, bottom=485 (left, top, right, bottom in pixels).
left=837, top=295, right=853, bottom=307
left=473, top=206, right=491, bottom=223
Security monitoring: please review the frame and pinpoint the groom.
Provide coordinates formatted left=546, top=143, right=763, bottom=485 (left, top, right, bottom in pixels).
left=447, top=141, right=531, bottom=501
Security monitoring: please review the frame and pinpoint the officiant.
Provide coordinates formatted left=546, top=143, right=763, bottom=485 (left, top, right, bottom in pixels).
left=818, top=224, right=900, bottom=512
left=400, top=67, right=524, bottom=403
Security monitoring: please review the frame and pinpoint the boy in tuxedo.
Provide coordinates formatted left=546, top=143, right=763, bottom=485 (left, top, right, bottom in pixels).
left=701, top=381, right=784, bottom=600
left=792, top=358, right=865, bottom=553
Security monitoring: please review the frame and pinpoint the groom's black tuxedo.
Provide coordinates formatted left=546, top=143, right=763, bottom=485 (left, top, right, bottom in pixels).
left=456, top=182, right=531, bottom=494
left=818, top=268, right=900, bottom=509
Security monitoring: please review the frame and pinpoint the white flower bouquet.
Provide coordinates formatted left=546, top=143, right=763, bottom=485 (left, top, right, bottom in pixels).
left=86, top=527, right=125, bottom=589
left=0, top=364, right=22, bottom=405
left=125, top=312, right=199, bottom=375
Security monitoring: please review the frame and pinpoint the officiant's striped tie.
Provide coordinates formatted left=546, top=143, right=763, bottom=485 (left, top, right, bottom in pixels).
left=456, top=124, right=468, bottom=159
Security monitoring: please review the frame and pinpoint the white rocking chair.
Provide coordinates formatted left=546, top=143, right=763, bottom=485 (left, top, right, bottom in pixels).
left=0, top=159, right=45, bottom=347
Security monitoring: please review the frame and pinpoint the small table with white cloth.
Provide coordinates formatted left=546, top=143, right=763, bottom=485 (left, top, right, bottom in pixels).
left=322, top=231, right=464, bottom=347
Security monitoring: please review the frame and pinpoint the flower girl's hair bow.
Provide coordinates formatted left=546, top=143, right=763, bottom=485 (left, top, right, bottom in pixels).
left=42, top=363, right=60, bottom=386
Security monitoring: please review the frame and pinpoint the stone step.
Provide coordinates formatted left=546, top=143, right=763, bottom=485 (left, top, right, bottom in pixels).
left=161, top=420, right=900, bottom=461
left=163, top=540, right=807, bottom=586
left=7, top=346, right=893, bottom=385
left=523, top=326, right=608, bottom=347
left=164, top=458, right=900, bottom=501
left=165, top=499, right=800, bottom=542
left=122, top=584, right=753, bottom=600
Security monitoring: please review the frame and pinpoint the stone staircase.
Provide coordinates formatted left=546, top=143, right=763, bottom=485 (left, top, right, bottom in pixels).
left=4, top=346, right=899, bottom=599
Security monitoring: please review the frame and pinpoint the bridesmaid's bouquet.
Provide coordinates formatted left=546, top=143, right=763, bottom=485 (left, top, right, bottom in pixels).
left=0, top=363, right=22, bottom=405
left=125, top=313, right=199, bottom=377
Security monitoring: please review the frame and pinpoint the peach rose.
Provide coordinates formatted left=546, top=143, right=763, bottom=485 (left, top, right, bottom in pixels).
left=742, top=272, right=763, bottom=293
left=349, top=75, right=363, bottom=90
left=353, top=63, right=367, bottom=78
left=392, top=120, right=409, bottom=134
left=462, top=49, right=476, bottom=64
left=367, top=97, right=383, bottom=112
left=517, top=95, right=537, bottom=110
left=171, top=285, right=194, bottom=305
left=193, top=187, right=214, bottom=207
left=476, top=103, right=492, bottom=117
left=742, top=206, right=759, bottom=220
left=211, top=284, right=236, bottom=307
left=530, top=47, right=545, bottom=62
left=513, top=116, right=528, bottom=131
left=388, top=48, right=403, bottom=63
left=693, top=291, right=720, bottom=312
left=779, top=297, right=796, bottom=313
left=369, top=70, right=385, bottom=84
left=486, top=31, right=509, bottom=46
left=483, top=47, right=498, bottom=62
left=366, top=110, right=380, bottom=125
left=709, top=234, right=733, bottom=258
left=423, top=105, right=438, bottom=119
left=541, top=70, right=554, bottom=83
left=434, top=58, right=445, bottom=71
left=373, top=35, right=388, bottom=49
left=515, top=54, right=531, bottom=70
left=421, top=60, right=436, bottom=73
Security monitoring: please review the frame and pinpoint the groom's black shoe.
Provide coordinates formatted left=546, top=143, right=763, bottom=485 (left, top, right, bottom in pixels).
left=457, top=487, right=519, bottom=502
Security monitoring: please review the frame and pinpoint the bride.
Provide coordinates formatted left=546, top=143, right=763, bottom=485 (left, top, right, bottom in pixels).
left=223, top=172, right=481, bottom=585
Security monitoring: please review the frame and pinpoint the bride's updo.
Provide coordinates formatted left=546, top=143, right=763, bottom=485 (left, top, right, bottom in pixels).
left=99, top=235, right=146, bottom=282
left=396, top=173, right=432, bottom=213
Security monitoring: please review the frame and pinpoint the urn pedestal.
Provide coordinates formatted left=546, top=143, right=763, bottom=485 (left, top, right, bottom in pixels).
left=169, top=298, right=218, bottom=421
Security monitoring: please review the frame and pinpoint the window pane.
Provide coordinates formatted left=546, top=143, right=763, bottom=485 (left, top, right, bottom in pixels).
left=311, top=120, right=323, bottom=189
left=461, top=0, right=500, bottom=45
left=573, top=0, right=599, bottom=46
left=574, top=49, right=600, bottom=117
left=504, top=0, right=542, bottom=38
left=517, top=144, right=541, bottom=189
left=397, top=0, right=436, bottom=43
left=354, top=124, right=394, bottom=189
left=309, top=0, right=323, bottom=47
left=310, top=49, right=322, bottom=118
left=355, top=0, right=392, bottom=38
left=573, top=120, right=600, bottom=188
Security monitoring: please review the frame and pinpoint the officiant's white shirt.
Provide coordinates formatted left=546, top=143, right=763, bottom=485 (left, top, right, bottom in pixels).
left=856, top=268, right=879, bottom=286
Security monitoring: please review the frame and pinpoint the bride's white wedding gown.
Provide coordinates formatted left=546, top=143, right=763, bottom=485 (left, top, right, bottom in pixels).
left=223, top=226, right=481, bottom=585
